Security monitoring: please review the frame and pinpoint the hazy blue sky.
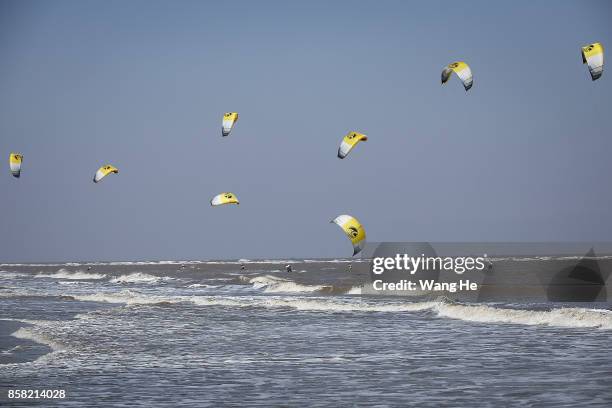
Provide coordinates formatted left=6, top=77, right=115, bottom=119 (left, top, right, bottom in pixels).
left=1, top=0, right=611, bottom=261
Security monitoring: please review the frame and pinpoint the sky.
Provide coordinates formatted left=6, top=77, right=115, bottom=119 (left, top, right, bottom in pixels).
left=1, top=0, right=611, bottom=262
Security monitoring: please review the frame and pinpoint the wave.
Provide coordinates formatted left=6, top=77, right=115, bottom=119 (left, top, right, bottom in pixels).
left=248, top=275, right=326, bottom=293
left=245, top=275, right=355, bottom=295
left=0, top=271, right=30, bottom=278
left=0, top=289, right=76, bottom=300
left=109, top=272, right=172, bottom=284
left=66, top=288, right=436, bottom=312
left=66, top=288, right=612, bottom=329
left=434, top=303, right=612, bottom=329
left=106, top=260, right=202, bottom=266
left=0, top=345, right=24, bottom=356
left=35, top=269, right=106, bottom=280
left=261, top=298, right=438, bottom=312
left=183, top=295, right=438, bottom=313
left=72, top=290, right=176, bottom=305
left=240, top=298, right=612, bottom=328
left=11, top=327, right=64, bottom=353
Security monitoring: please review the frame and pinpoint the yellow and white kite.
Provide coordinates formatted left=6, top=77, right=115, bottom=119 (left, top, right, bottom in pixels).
left=93, top=165, right=119, bottom=183
left=338, top=131, right=368, bottom=159
left=211, top=192, right=239, bottom=206
left=441, top=61, right=473, bottom=91
left=9, top=153, right=23, bottom=178
left=222, top=112, right=239, bottom=137
left=581, top=42, right=604, bottom=81
left=331, top=214, right=366, bottom=256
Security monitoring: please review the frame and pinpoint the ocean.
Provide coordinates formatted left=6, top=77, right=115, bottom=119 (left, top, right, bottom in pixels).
left=1, top=259, right=611, bottom=407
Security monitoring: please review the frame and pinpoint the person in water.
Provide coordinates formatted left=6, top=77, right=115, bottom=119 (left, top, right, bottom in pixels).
left=484, top=254, right=493, bottom=270
left=240, top=264, right=245, bottom=270
left=286, top=264, right=293, bottom=273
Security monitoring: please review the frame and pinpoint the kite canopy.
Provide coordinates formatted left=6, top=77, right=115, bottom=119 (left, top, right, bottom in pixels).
left=93, top=165, right=119, bottom=183
left=222, top=112, right=239, bottom=137
left=338, top=132, right=368, bottom=159
left=331, top=214, right=366, bottom=256
left=441, top=61, right=473, bottom=91
left=581, top=42, right=604, bottom=81
left=9, top=153, right=22, bottom=178
left=211, top=192, right=240, bottom=206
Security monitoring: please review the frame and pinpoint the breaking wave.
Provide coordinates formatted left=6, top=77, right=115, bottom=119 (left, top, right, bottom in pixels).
left=35, top=269, right=107, bottom=280
left=434, top=302, right=612, bottom=329
left=249, top=275, right=325, bottom=293
left=72, top=290, right=176, bottom=305
left=64, top=290, right=612, bottom=329
left=0, top=271, right=30, bottom=279
left=11, top=326, right=64, bottom=354
left=242, top=275, right=356, bottom=295
left=109, top=272, right=172, bottom=284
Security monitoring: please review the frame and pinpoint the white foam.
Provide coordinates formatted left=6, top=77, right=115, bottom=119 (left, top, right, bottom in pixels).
left=185, top=294, right=437, bottom=313
left=73, top=290, right=177, bottom=305
left=1, top=345, right=24, bottom=355
left=187, top=284, right=219, bottom=289
left=189, top=296, right=257, bottom=308
left=188, top=297, right=612, bottom=328
left=68, top=289, right=434, bottom=312
left=35, top=269, right=106, bottom=280
left=264, top=298, right=438, bottom=312
left=434, top=303, right=612, bottom=329
left=11, top=327, right=64, bottom=353
left=60, top=286, right=612, bottom=330
left=109, top=272, right=171, bottom=284
left=0, top=271, right=30, bottom=278
left=249, top=275, right=324, bottom=293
